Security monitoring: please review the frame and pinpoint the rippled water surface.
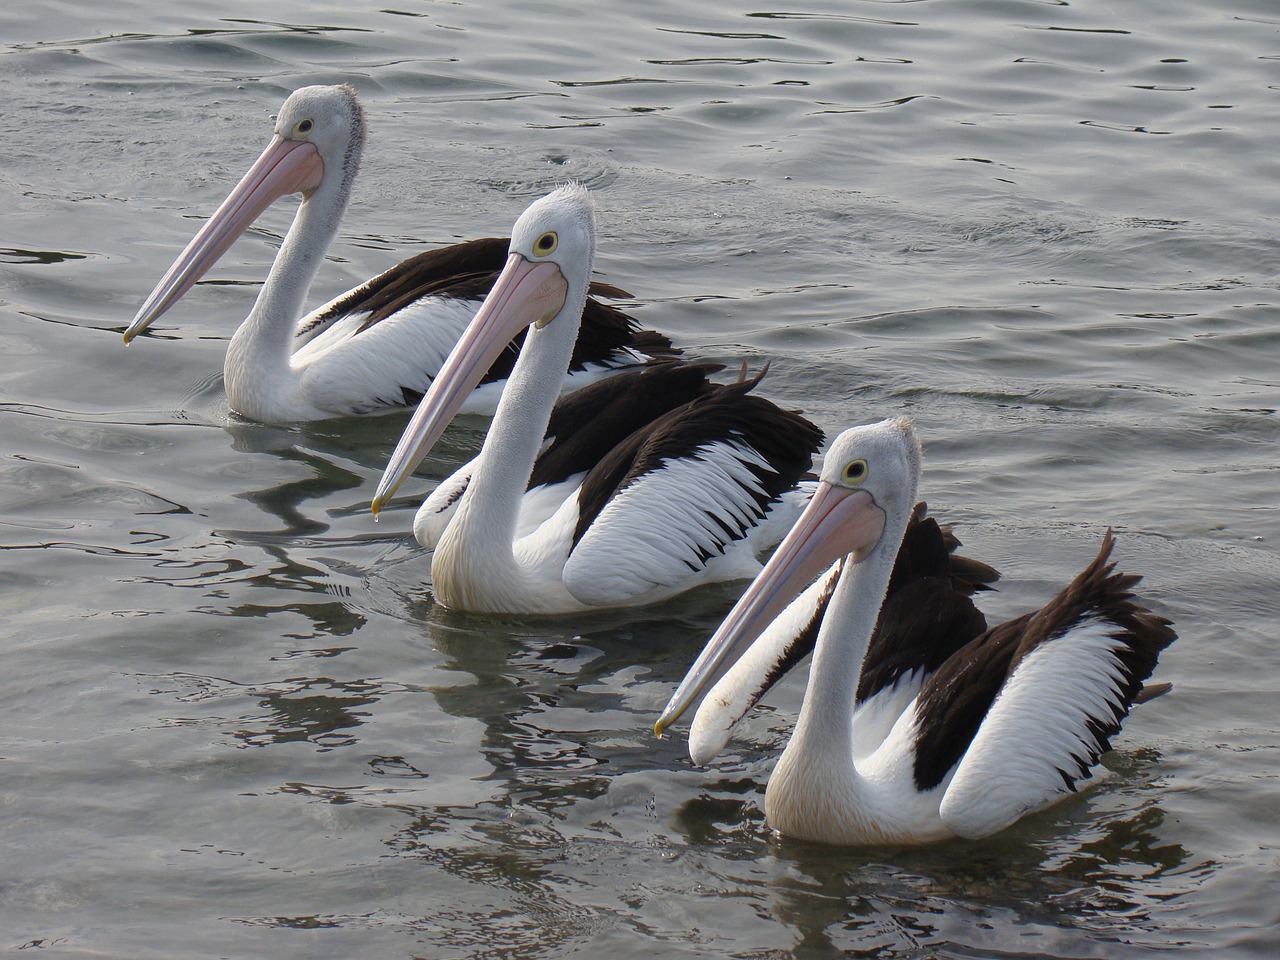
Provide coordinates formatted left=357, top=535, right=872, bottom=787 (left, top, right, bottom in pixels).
left=3, top=0, right=1278, bottom=956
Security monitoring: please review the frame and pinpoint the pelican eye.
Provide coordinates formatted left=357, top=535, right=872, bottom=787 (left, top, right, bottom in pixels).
left=532, top=231, right=558, bottom=256
left=292, top=117, right=314, bottom=138
left=841, top=459, right=869, bottom=485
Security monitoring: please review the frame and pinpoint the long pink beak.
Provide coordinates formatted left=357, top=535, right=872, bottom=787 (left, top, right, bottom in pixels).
left=369, top=252, right=568, bottom=516
left=123, top=135, right=324, bottom=343
left=654, top=480, right=887, bottom=736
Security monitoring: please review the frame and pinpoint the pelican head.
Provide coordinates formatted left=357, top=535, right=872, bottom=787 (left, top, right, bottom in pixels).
left=124, top=84, right=366, bottom=343
left=370, top=184, right=596, bottom=515
left=815, top=417, right=921, bottom=522
left=271, top=84, right=367, bottom=178
left=509, top=184, right=596, bottom=288
left=655, top=418, right=923, bottom=739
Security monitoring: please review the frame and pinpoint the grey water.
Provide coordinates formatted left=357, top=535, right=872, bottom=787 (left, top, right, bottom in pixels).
left=2, top=0, right=1278, bottom=956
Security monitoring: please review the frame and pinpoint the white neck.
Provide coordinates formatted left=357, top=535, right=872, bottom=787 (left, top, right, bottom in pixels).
left=224, top=168, right=352, bottom=419
left=765, top=501, right=912, bottom=841
left=792, top=534, right=899, bottom=763
left=433, top=270, right=592, bottom=610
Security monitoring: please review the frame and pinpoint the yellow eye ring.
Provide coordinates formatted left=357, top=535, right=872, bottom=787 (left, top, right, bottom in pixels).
left=533, top=231, right=558, bottom=256
left=292, top=117, right=314, bottom=138
left=841, top=459, right=868, bottom=485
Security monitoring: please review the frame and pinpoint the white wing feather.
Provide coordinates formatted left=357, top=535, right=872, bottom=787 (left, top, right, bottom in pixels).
left=415, top=462, right=587, bottom=550
left=413, top=459, right=475, bottom=549
left=938, top=619, right=1133, bottom=839
left=562, top=440, right=781, bottom=607
left=295, top=298, right=477, bottom=415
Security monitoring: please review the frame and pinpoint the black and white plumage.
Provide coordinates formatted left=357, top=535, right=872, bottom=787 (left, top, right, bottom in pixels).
left=122, top=85, right=670, bottom=423
left=655, top=418, right=1176, bottom=846
left=371, top=185, right=824, bottom=615
left=410, top=359, right=731, bottom=549
left=680, top=501, right=1000, bottom=768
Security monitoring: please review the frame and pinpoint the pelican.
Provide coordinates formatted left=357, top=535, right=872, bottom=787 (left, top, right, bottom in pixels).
left=122, top=85, right=670, bottom=423
left=655, top=419, right=1177, bottom=846
left=408, top=358, right=739, bottom=549
left=371, top=185, right=824, bottom=615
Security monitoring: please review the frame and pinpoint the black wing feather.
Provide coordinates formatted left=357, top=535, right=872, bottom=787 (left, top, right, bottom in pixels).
left=529, top=360, right=725, bottom=489
left=570, top=367, right=824, bottom=551
left=739, top=505, right=1000, bottom=720
left=856, top=505, right=1000, bottom=705
left=297, top=237, right=676, bottom=384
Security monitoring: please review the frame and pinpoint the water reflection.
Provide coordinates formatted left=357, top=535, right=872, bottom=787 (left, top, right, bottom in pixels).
left=737, top=780, right=1199, bottom=957
left=330, top=601, right=746, bottom=947
left=670, top=775, right=766, bottom=848
left=221, top=420, right=371, bottom=537
left=418, top=608, right=706, bottom=801
left=233, top=675, right=379, bottom=750
left=148, top=667, right=396, bottom=776
left=212, top=598, right=364, bottom=639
